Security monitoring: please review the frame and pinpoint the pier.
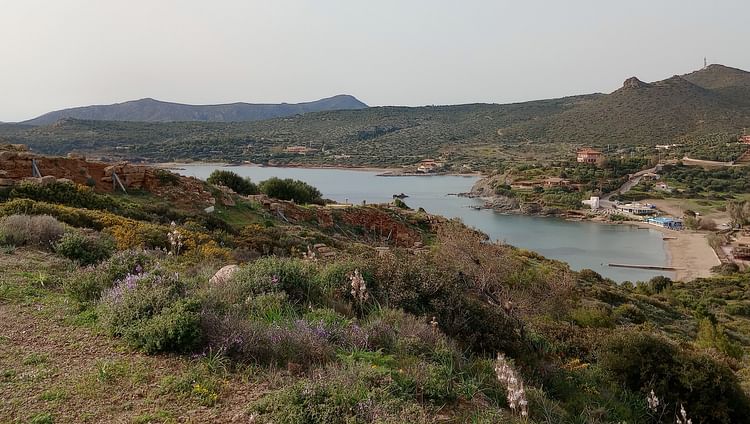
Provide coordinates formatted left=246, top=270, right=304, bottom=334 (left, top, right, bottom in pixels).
left=608, top=263, right=680, bottom=271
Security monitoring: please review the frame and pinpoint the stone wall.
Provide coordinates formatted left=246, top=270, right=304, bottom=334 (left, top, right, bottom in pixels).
left=0, top=144, right=215, bottom=208
left=0, top=145, right=144, bottom=192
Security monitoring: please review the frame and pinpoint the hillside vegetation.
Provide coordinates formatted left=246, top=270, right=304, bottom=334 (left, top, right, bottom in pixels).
left=3, top=64, right=749, bottom=169
left=2, top=166, right=750, bottom=423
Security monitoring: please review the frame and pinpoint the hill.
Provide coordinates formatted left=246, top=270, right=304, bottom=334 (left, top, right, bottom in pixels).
left=5, top=64, right=750, bottom=169
left=510, top=73, right=748, bottom=146
left=5, top=96, right=598, bottom=169
left=683, top=64, right=750, bottom=107
left=21, top=94, right=368, bottom=125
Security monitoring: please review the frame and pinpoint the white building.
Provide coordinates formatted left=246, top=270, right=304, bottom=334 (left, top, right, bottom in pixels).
left=582, top=196, right=600, bottom=210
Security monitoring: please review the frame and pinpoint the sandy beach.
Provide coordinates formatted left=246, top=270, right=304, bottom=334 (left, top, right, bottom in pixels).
left=633, top=222, right=719, bottom=281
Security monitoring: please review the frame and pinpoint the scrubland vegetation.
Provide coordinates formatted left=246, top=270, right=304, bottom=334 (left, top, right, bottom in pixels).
left=2, top=173, right=750, bottom=423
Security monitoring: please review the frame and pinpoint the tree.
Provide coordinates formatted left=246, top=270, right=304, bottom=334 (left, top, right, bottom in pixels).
left=207, top=170, right=258, bottom=195
left=258, top=178, right=323, bottom=204
left=727, top=200, right=749, bottom=227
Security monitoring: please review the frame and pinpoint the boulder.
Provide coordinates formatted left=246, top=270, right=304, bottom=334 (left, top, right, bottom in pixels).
left=209, top=265, right=240, bottom=286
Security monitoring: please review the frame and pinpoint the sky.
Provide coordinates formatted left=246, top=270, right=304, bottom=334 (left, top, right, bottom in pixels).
left=1, top=0, right=749, bottom=122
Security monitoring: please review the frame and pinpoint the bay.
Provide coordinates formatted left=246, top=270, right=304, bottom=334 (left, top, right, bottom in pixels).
left=175, top=164, right=670, bottom=282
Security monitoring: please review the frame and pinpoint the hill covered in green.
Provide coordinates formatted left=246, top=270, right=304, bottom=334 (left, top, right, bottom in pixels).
left=3, top=64, right=749, bottom=169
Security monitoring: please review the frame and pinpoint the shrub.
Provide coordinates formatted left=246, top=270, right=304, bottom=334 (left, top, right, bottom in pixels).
left=154, top=169, right=180, bottom=185
left=8, top=180, right=123, bottom=213
left=200, top=312, right=338, bottom=366
left=65, top=250, right=155, bottom=304
left=570, top=305, right=614, bottom=328
left=213, top=257, right=317, bottom=308
left=612, top=303, right=646, bottom=324
left=54, top=230, right=116, bottom=266
left=392, top=198, right=410, bottom=209
left=695, top=318, right=743, bottom=359
left=127, top=299, right=203, bottom=353
left=248, top=363, right=428, bottom=423
left=100, top=270, right=201, bottom=353
left=259, top=177, right=323, bottom=204
left=207, top=170, right=258, bottom=195
left=598, top=331, right=750, bottom=423
left=0, top=214, right=65, bottom=248
left=647, top=275, right=672, bottom=293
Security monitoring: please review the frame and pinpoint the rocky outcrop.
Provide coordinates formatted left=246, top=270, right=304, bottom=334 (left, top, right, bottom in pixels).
left=484, top=196, right=521, bottom=212
left=621, top=77, right=650, bottom=90
left=469, top=173, right=508, bottom=197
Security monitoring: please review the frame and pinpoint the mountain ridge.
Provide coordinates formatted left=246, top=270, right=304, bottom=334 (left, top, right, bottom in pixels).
left=21, top=94, right=368, bottom=125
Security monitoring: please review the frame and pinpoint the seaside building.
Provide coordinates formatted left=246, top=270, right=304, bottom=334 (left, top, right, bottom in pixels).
left=416, top=159, right=443, bottom=173
left=582, top=196, right=600, bottom=210
left=647, top=216, right=684, bottom=230
left=616, top=203, right=656, bottom=215
left=576, top=148, right=603, bottom=164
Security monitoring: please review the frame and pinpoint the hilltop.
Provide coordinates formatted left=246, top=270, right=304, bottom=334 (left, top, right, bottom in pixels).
left=683, top=64, right=750, bottom=107
left=514, top=72, right=747, bottom=146
left=21, top=94, right=368, bottom=125
left=3, top=64, right=750, bottom=169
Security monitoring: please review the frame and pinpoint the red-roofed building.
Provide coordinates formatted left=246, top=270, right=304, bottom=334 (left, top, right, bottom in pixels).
left=576, top=148, right=603, bottom=164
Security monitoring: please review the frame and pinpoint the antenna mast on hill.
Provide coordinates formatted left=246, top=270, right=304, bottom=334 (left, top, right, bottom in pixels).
left=703, top=57, right=707, bottom=69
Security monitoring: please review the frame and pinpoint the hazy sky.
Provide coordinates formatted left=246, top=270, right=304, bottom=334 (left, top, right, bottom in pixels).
left=2, top=0, right=749, bottom=122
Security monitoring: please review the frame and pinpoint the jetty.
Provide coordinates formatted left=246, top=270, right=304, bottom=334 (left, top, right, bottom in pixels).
left=608, top=263, right=680, bottom=271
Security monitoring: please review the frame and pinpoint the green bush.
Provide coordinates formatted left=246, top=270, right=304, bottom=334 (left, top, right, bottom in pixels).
left=570, top=305, right=614, bottom=328
left=215, top=257, right=317, bottom=307
left=126, top=299, right=203, bottom=353
left=0, top=214, right=65, bottom=249
left=207, top=170, right=258, bottom=195
left=259, top=177, right=323, bottom=204
left=695, top=318, right=743, bottom=359
left=598, top=331, right=750, bottom=424
left=612, top=303, right=646, bottom=324
left=54, top=230, right=116, bottom=266
left=392, top=198, right=410, bottom=209
left=100, top=270, right=201, bottom=353
left=8, top=180, right=121, bottom=212
left=65, top=250, right=155, bottom=304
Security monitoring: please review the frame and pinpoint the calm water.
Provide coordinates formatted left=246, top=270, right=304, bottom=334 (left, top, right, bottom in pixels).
left=175, top=164, right=670, bottom=282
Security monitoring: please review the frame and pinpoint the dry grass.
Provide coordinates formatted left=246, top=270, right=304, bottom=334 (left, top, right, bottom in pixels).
left=0, top=249, right=268, bottom=423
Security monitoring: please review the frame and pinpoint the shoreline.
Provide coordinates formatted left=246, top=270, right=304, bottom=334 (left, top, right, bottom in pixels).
left=152, top=161, right=484, bottom=177
left=156, top=163, right=716, bottom=282
left=469, top=195, right=717, bottom=281
left=629, top=221, right=718, bottom=281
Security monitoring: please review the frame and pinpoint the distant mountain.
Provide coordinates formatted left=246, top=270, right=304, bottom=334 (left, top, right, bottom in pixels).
left=22, top=95, right=368, bottom=125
